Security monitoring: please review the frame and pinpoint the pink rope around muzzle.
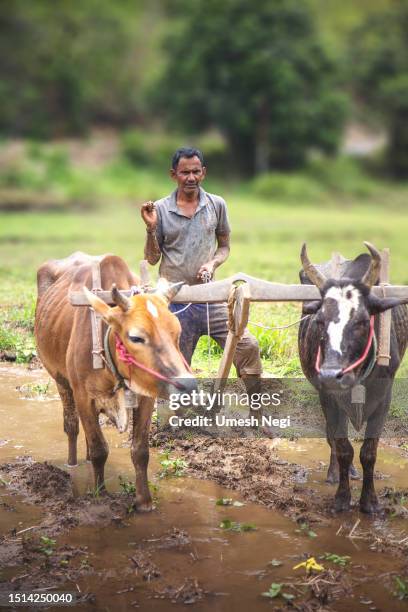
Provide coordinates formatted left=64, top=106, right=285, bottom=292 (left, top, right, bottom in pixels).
left=115, top=333, right=190, bottom=390
left=315, top=315, right=375, bottom=375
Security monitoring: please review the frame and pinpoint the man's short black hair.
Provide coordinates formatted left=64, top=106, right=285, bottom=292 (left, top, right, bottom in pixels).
left=172, top=147, right=204, bottom=170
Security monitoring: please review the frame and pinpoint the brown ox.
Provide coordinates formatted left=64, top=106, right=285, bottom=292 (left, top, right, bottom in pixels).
left=35, top=252, right=195, bottom=511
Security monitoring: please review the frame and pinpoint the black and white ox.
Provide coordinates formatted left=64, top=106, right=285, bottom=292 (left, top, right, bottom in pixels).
left=298, top=242, right=408, bottom=513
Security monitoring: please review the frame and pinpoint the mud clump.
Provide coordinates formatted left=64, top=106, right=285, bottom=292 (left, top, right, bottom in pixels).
left=154, top=436, right=330, bottom=525
left=0, top=456, right=73, bottom=504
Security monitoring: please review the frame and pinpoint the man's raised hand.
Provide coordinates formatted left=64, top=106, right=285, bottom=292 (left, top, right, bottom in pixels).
left=141, top=201, right=157, bottom=230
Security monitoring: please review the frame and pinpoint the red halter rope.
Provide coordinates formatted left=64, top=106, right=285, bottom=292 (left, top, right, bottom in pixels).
left=114, top=333, right=192, bottom=390
left=315, top=315, right=375, bottom=375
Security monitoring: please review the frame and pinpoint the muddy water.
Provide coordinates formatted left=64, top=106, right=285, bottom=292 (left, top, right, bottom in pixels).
left=1, top=365, right=408, bottom=611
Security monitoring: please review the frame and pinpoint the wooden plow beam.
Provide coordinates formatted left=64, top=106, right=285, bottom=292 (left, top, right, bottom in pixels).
left=69, top=250, right=403, bottom=377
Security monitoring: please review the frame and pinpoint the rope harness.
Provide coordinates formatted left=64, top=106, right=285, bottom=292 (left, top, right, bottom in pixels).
left=102, top=325, right=193, bottom=394
left=314, top=315, right=377, bottom=379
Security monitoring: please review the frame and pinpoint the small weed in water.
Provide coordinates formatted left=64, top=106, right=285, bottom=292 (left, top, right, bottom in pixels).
left=216, top=497, right=244, bottom=507
left=261, top=583, right=294, bottom=601
left=87, top=480, right=107, bottom=500
left=321, top=552, right=350, bottom=567
left=17, top=381, right=50, bottom=398
left=158, top=451, right=188, bottom=478
left=296, top=522, right=317, bottom=538
left=394, top=577, right=408, bottom=600
left=118, top=475, right=136, bottom=495
left=79, top=557, right=92, bottom=570
left=269, top=559, right=283, bottom=567
left=148, top=480, right=160, bottom=504
left=39, top=536, right=56, bottom=557
left=219, top=519, right=257, bottom=532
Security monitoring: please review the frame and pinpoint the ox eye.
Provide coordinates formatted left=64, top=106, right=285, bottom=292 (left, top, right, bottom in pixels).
left=128, top=334, right=145, bottom=344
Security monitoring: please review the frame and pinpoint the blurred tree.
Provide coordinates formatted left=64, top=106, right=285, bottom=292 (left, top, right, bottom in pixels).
left=152, top=0, right=348, bottom=174
left=350, top=1, right=408, bottom=177
left=0, top=0, right=160, bottom=137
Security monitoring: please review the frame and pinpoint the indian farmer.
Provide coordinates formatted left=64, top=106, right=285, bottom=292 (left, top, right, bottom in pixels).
left=140, top=147, right=262, bottom=408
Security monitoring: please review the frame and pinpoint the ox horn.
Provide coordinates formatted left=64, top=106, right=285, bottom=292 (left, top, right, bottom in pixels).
left=155, top=279, right=184, bottom=302
left=362, top=242, right=381, bottom=289
left=111, top=284, right=131, bottom=312
left=300, top=243, right=327, bottom=290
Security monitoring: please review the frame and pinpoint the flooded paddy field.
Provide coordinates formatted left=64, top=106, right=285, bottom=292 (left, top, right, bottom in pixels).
left=1, top=364, right=408, bottom=611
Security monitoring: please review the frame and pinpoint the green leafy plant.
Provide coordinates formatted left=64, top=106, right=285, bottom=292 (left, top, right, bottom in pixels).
left=296, top=522, right=317, bottom=538
left=321, top=552, right=350, bottom=567
left=17, top=381, right=50, bottom=397
left=158, top=451, right=188, bottom=478
left=39, top=536, right=56, bottom=556
left=118, top=475, right=136, bottom=495
left=15, top=338, right=37, bottom=363
left=262, top=583, right=294, bottom=600
left=219, top=519, right=257, bottom=532
left=394, top=577, right=408, bottom=600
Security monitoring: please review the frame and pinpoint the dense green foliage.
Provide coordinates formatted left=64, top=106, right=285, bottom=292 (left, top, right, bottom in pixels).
left=153, top=0, right=348, bottom=174
left=0, top=0, right=157, bottom=137
left=0, top=0, right=405, bottom=175
left=350, top=1, right=408, bottom=176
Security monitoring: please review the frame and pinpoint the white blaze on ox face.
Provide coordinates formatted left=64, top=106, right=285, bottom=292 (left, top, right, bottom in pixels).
left=324, top=285, right=361, bottom=354
left=147, top=300, right=159, bottom=319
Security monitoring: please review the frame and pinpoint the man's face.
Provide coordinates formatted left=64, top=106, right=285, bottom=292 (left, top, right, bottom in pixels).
left=171, top=156, right=206, bottom=195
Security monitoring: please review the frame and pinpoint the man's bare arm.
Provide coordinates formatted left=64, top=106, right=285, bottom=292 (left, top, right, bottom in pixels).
left=197, top=233, right=230, bottom=279
left=144, top=229, right=161, bottom=265
left=141, top=201, right=161, bottom=265
left=213, top=232, right=230, bottom=269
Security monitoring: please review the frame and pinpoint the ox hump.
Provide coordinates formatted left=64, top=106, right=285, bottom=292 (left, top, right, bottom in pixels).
left=324, top=285, right=361, bottom=354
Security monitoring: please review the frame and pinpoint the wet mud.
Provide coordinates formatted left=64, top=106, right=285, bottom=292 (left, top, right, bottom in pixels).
left=1, top=365, right=408, bottom=611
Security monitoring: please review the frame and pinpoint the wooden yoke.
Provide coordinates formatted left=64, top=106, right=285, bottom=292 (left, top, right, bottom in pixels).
left=213, top=283, right=251, bottom=394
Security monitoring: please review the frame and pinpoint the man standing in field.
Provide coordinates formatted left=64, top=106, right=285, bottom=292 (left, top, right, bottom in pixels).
left=141, top=147, right=262, bottom=400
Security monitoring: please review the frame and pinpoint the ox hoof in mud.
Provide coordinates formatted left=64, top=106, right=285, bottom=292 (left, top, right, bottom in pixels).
left=135, top=499, right=153, bottom=513
left=360, top=494, right=381, bottom=515
left=334, top=493, right=351, bottom=513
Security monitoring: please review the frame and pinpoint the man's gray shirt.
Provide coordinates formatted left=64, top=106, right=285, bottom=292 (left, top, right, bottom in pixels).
left=154, top=188, right=231, bottom=286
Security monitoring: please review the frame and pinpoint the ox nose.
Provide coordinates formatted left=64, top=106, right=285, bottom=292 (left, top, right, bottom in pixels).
left=170, top=375, right=198, bottom=395
left=319, top=368, right=343, bottom=380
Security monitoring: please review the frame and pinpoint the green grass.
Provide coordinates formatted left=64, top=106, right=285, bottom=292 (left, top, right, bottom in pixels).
left=2, top=139, right=408, bottom=381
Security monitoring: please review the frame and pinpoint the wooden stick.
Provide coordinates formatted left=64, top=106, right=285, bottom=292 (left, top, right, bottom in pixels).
left=90, top=262, right=104, bottom=369
left=69, top=280, right=408, bottom=306
left=347, top=518, right=361, bottom=538
left=213, top=284, right=251, bottom=394
left=139, top=260, right=150, bottom=286
left=377, top=248, right=391, bottom=366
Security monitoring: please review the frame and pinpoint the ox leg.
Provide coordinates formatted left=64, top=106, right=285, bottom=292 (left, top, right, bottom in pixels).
left=359, top=438, right=380, bottom=514
left=334, top=438, right=354, bottom=512
left=326, top=438, right=360, bottom=483
left=76, top=395, right=109, bottom=491
left=57, top=381, right=79, bottom=467
left=131, top=396, right=154, bottom=512
left=326, top=438, right=339, bottom=484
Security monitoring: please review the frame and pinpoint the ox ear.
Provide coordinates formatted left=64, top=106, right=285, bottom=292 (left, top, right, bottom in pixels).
left=83, top=286, right=116, bottom=324
left=302, top=300, right=322, bottom=315
left=368, top=294, right=408, bottom=314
